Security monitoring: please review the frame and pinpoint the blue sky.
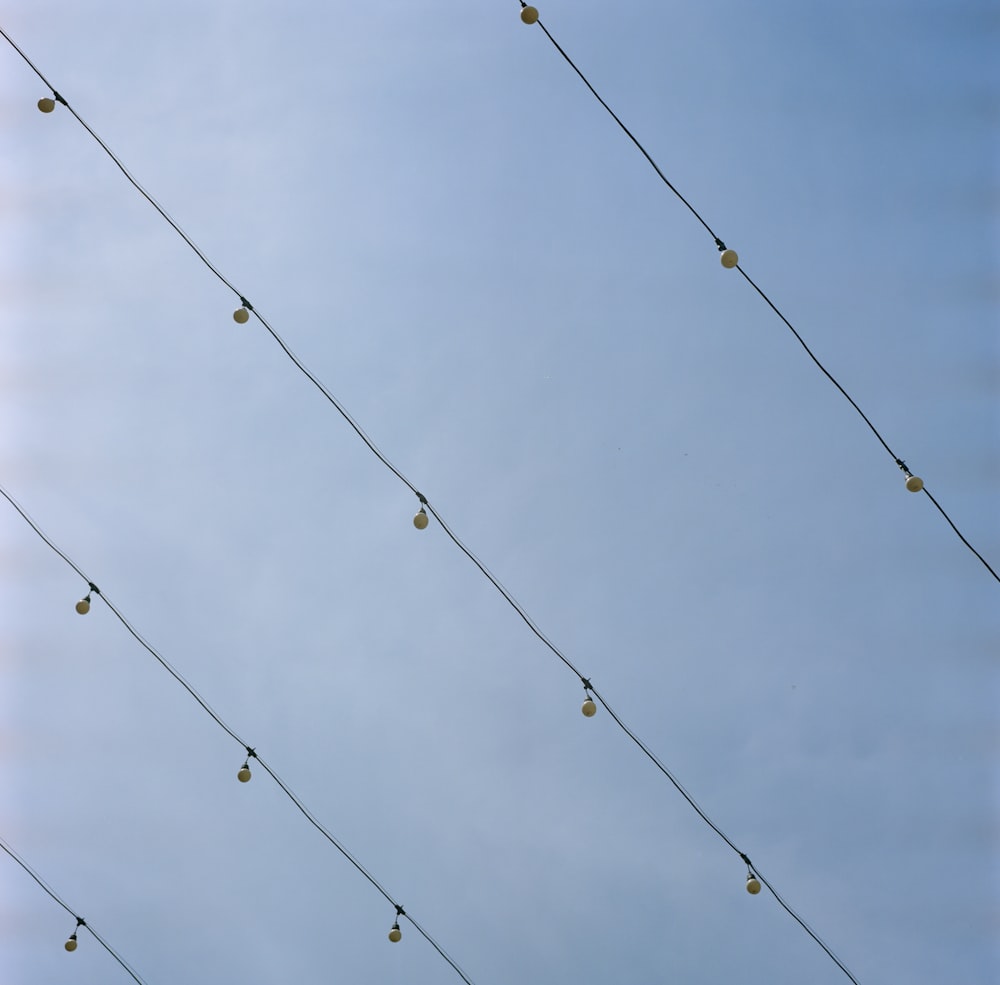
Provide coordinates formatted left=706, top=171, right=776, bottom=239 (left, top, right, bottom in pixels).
left=1, top=1, right=997, bottom=983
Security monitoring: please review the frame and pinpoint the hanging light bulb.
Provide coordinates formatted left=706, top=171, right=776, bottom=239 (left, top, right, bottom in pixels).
left=520, top=5, right=539, bottom=23
left=38, top=96, right=56, bottom=113
left=413, top=507, right=429, bottom=530
left=233, top=306, right=250, bottom=324
left=237, top=761, right=252, bottom=783
left=64, top=933, right=78, bottom=952
left=905, top=475, right=924, bottom=493
left=720, top=249, right=739, bottom=268
left=75, top=594, right=91, bottom=615
left=581, top=696, right=597, bottom=717
left=388, top=922, right=402, bottom=943
left=746, top=872, right=761, bottom=895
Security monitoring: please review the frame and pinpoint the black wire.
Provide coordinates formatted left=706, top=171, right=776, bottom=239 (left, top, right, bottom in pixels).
left=0, top=481, right=477, bottom=985
left=0, top=837, right=151, bottom=985
left=752, top=863, right=861, bottom=985
left=523, top=8, right=999, bottom=585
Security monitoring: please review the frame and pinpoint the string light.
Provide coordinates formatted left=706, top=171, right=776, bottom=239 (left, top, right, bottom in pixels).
left=237, top=755, right=253, bottom=783
left=581, top=679, right=597, bottom=717
left=389, top=922, right=403, bottom=943
left=1, top=837, right=150, bottom=984
left=746, top=873, right=762, bottom=895
left=413, top=506, right=429, bottom=530
left=513, top=7, right=997, bottom=583
left=37, top=95, right=55, bottom=112
left=520, top=4, right=539, bottom=25
left=233, top=307, right=250, bottom=324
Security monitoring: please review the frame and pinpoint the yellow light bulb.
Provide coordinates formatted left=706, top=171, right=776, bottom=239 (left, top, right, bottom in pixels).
left=388, top=924, right=402, bottom=943
left=746, top=874, right=761, bottom=895
left=905, top=475, right=924, bottom=493
left=720, top=249, right=739, bottom=268
left=38, top=97, right=56, bottom=113
left=237, top=765, right=252, bottom=783
left=75, top=597, right=91, bottom=615
left=581, top=697, right=597, bottom=717
left=233, top=307, right=250, bottom=324
left=64, top=935, right=78, bottom=952
left=413, top=509, right=429, bottom=530
left=521, top=6, right=539, bottom=23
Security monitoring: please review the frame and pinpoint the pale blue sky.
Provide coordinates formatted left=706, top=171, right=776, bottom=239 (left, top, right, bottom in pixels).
left=1, top=2, right=997, bottom=983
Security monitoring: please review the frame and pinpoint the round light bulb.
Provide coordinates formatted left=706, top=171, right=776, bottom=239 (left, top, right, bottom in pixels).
left=720, top=249, right=739, bottom=269
left=581, top=697, right=597, bottom=717
left=905, top=475, right=924, bottom=493
left=75, top=597, right=91, bottom=615
left=388, top=925, right=402, bottom=943
left=521, top=5, right=539, bottom=23
left=413, top=509, right=429, bottom=530
left=38, top=97, right=56, bottom=113
left=64, top=935, right=78, bottom=952
left=233, top=307, right=250, bottom=324
left=237, top=765, right=252, bottom=783
left=746, top=874, right=761, bottom=895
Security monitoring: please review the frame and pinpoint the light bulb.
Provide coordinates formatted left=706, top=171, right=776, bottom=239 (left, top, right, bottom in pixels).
left=520, top=5, right=539, bottom=23
left=388, top=923, right=402, bottom=943
left=581, top=697, right=597, bottom=717
left=75, top=596, right=91, bottom=615
left=413, top=508, right=429, bottom=530
left=64, top=934, right=78, bottom=952
left=746, top=874, right=761, bottom=895
left=233, top=307, right=250, bottom=324
left=237, top=765, right=252, bottom=783
left=720, top=249, right=739, bottom=269
left=38, top=97, right=56, bottom=113
left=905, top=475, right=924, bottom=493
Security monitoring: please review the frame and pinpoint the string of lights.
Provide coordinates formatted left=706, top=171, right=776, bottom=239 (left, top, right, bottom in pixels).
left=1, top=475, right=860, bottom=985
left=0, top=836, right=150, bottom=984
left=0, top=15, right=928, bottom=982
left=516, top=2, right=998, bottom=585
left=0, top=484, right=478, bottom=985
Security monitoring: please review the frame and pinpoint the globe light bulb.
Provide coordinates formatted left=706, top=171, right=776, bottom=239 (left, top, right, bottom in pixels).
left=413, top=508, right=429, bottom=530
left=905, top=475, right=924, bottom=493
left=581, top=697, right=597, bottom=717
left=746, top=873, right=761, bottom=895
left=720, top=249, right=739, bottom=269
left=38, top=97, right=56, bottom=113
left=75, top=596, right=91, bottom=615
left=521, top=5, right=539, bottom=23
left=64, top=934, right=78, bottom=952
left=237, top=764, right=252, bottom=783
left=233, top=307, right=250, bottom=324
left=388, top=923, right=402, bottom=943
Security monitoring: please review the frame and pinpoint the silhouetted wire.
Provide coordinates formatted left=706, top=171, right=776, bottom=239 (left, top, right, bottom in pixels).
left=0, top=481, right=476, bottom=985
left=0, top=837, right=150, bottom=985
left=522, top=4, right=998, bottom=586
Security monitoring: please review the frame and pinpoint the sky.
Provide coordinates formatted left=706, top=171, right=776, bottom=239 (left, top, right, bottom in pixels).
left=1, top=1, right=997, bottom=983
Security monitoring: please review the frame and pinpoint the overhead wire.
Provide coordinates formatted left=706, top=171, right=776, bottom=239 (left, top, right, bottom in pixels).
left=0, top=837, right=150, bottom=985
left=1, top=7, right=988, bottom=983
left=0, top=484, right=476, bottom=985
